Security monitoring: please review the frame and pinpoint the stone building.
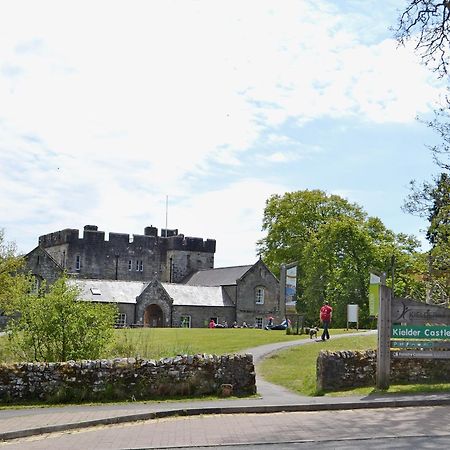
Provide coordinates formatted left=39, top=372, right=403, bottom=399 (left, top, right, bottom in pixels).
left=24, top=225, right=283, bottom=328
left=33, top=224, right=215, bottom=283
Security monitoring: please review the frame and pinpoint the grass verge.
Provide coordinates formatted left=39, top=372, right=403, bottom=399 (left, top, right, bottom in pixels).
left=259, top=333, right=450, bottom=397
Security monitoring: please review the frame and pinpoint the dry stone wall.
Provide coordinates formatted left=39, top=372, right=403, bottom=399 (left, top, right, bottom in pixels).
left=0, top=354, right=255, bottom=403
left=317, top=349, right=450, bottom=391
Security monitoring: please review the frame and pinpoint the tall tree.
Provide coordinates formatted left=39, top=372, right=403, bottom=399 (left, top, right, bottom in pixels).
left=423, top=103, right=450, bottom=171
left=394, top=2, right=450, bottom=301
left=300, top=218, right=375, bottom=328
left=257, top=190, right=365, bottom=276
left=258, top=191, right=425, bottom=325
left=395, top=0, right=450, bottom=77
left=404, top=173, right=450, bottom=298
left=365, top=217, right=426, bottom=300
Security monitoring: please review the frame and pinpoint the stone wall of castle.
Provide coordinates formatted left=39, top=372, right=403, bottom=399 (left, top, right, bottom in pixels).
left=165, top=249, right=215, bottom=283
left=0, top=354, right=255, bottom=403
left=37, top=225, right=216, bottom=283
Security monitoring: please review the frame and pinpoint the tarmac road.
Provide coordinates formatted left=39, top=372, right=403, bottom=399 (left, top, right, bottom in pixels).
left=1, top=405, right=450, bottom=449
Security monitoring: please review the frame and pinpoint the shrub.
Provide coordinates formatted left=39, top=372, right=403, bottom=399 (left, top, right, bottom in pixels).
left=7, top=277, right=117, bottom=362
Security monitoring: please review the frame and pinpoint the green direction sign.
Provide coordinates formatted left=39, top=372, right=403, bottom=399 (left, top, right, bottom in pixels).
left=392, top=325, right=450, bottom=340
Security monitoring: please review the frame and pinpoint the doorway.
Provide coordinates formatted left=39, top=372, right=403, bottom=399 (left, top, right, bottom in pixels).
left=144, top=304, right=164, bottom=327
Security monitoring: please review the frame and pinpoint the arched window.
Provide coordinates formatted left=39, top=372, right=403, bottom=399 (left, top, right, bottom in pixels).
left=255, top=286, right=265, bottom=304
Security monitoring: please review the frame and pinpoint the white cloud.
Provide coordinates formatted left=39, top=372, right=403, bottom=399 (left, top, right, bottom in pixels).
left=166, top=179, right=287, bottom=266
left=263, top=151, right=298, bottom=163
left=0, top=0, right=443, bottom=263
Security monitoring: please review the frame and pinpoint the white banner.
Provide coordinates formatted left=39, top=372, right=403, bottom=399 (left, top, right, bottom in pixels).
left=285, top=265, right=297, bottom=306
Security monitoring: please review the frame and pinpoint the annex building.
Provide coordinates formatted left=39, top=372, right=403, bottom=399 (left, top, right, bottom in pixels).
left=25, top=225, right=283, bottom=328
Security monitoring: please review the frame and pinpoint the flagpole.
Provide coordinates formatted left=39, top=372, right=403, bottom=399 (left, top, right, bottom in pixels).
left=165, top=195, right=168, bottom=237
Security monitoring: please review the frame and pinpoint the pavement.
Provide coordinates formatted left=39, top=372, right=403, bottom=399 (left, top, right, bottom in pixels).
left=1, top=329, right=450, bottom=442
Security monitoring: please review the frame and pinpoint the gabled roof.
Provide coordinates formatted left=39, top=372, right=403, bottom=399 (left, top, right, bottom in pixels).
left=26, top=246, right=64, bottom=271
left=162, top=283, right=234, bottom=307
left=68, top=279, right=147, bottom=304
left=183, top=265, right=253, bottom=287
left=67, top=278, right=234, bottom=308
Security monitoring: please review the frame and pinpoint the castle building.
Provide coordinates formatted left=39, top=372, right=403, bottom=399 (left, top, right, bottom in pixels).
left=24, top=225, right=283, bottom=328
left=34, top=224, right=216, bottom=284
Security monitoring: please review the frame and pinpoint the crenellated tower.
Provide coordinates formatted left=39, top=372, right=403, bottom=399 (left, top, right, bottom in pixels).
left=37, top=225, right=216, bottom=282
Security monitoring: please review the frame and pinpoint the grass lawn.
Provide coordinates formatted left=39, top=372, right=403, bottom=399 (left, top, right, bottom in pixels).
left=0, top=327, right=360, bottom=363
left=106, top=328, right=312, bottom=360
left=259, top=333, right=450, bottom=397
left=105, top=327, right=363, bottom=360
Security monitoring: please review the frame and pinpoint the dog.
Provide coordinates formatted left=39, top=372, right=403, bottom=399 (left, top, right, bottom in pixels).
left=305, top=326, right=319, bottom=339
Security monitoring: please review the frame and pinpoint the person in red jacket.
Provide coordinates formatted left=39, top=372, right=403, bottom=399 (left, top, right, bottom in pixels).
left=319, top=301, right=333, bottom=341
left=208, top=319, right=216, bottom=329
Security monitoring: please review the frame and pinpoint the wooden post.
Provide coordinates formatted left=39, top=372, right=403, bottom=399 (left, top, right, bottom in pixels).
left=280, top=264, right=286, bottom=325
left=376, top=284, right=392, bottom=389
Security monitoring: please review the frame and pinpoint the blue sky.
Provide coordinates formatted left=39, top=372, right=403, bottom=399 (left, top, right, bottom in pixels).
left=0, top=0, right=444, bottom=267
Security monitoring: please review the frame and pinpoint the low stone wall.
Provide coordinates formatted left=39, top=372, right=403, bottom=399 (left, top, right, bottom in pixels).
left=0, top=354, right=256, bottom=403
left=317, top=350, right=450, bottom=391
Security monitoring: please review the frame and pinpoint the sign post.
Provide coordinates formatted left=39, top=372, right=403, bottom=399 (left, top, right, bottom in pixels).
left=376, top=287, right=450, bottom=389
left=376, top=284, right=391, bottom=389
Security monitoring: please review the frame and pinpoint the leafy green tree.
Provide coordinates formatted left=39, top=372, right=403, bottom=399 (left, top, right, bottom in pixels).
left=300, top=218, right=375, bottom=328
left=8, top=277, right=117, bottom=362
left=258, top=190, right=425, bottom=326
left=427, top=173, right=450, bottom=249
left=394, top=1, right=450, bottom=300
left=0, top=229, right=29, bottom=315
left=365, top=217, right=427, bottom=300
left=257, top=190, right=365, bottom=277
left=404, top=172, right=450, bottom=297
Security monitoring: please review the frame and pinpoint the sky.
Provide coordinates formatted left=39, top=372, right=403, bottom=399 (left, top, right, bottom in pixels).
left=0, top=0, right=446, bottom=267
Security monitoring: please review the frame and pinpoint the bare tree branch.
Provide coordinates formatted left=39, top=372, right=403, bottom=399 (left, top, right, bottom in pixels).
left=395, top=1, right=450, bottom=77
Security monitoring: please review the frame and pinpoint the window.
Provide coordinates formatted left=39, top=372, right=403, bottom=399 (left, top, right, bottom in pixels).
left=255, top=317, right=263, bottom=329
left=32, top=276, right=41, bottom=294
left=128, top=260, right=132, bottom=271
left=75, top=255, right=81, bottom=271
left=116, top=313, right=127, bottom=328
left=180, top=315, right=191, bottom=328
left=255, top=286, right=265, bottom=304
left=135, top=260, right=139, bottom=271
left=139, top=260, right=143, bottom=272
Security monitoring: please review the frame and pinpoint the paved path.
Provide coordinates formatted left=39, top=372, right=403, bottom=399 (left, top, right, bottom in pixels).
left=3, top=405, right=450, bottom=449
left=1, top=330, right=450, bottom=442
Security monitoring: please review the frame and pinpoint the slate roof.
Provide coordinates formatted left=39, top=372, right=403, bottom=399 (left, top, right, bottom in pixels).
left=68, top=279, right=233, bottom=308
left=183, top=265, right=253, bottom=287
left=162, top=283, right=234, bottom=307
left=68, top=279, right=147, bottom=304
